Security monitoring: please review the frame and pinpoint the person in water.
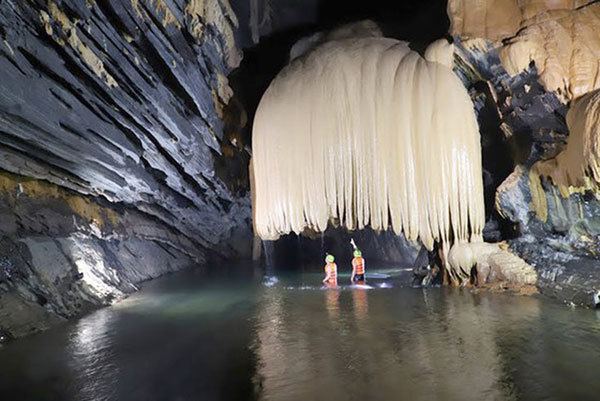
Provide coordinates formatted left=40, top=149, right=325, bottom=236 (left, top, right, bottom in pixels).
left=351, top=248, right=366, bottom=283
left=322, top=254, right=338, bottom=286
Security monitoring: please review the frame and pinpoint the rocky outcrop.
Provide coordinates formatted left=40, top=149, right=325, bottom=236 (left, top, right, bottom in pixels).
left=454, top=39, right=600, bottom=307
left=496, top=166, right=600, bottom=307
left=447, top=241, right=537, bottom=290
left=533, top=88, right=600, bottom=192
left=453, top=39, right=568, bottom=235
left=449, top=0, right=600, bottom=100
left=0, top=0, right=253, bottom=338
left=448, top=0, right=594, bottom=42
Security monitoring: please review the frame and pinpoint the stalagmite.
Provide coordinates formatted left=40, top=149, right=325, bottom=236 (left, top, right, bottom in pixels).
left=534, top=88, right=600, bottom=195
left=448, top=242, right=537, bottom=287
left=251, top=37, right=485, bottom=251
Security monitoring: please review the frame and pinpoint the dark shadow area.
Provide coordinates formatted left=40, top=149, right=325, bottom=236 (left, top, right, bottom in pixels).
left=261, top=226, right=419, bottom=271
left=318, top=0, right=449, bottom=43
left=229, top=0, right=450, bottom=153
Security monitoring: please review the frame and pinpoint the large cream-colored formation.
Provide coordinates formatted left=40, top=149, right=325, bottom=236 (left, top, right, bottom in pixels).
left=252, top=37, right=485, bottom=250
left=532, top=88, right=600, bottom=197
left=448, top=0, right=600, bottom=100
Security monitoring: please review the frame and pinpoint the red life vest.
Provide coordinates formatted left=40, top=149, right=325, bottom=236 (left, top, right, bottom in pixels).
left=352, top=257, right=365, bottom=275
left=325, top=262, right=337, bottom=281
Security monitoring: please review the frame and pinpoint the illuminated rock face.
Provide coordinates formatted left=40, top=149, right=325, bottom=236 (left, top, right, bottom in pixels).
left=252, top=37, right=485, bottom=250
left=448, top=0, right=594, bottom=41
left=449, top=0, right=600, bottom=100
left=0, top=0, right=252, bottom=338
left=0, top=171, right=214, bottom=338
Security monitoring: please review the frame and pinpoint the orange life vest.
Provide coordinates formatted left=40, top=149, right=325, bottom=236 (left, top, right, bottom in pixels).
left=325, top=262, right=337, bottom=281
left=352, top=257, right=365, bottom=275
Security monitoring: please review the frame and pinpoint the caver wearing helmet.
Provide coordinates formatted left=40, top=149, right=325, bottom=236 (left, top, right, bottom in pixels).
left=351, top=248, right=365, bottom=283
left=323, top=254, right=337, bottom=285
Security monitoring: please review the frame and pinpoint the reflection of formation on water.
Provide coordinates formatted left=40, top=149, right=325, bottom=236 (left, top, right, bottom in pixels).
left=325, top=289, right=340, bottom=319
left=253, top=285, right=541, bottom=400
left=352, top=288, right=368, bottom=321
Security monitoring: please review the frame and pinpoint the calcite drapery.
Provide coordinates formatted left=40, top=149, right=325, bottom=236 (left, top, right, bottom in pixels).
left=252, top=38, right=485, bottom=250
left=449, top=0, right=600, bottom=100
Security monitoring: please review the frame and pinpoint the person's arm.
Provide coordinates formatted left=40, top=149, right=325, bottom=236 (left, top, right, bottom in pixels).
left=323, top=270, right=330, bottom=283
left=350, top=259, right=356, bottom=282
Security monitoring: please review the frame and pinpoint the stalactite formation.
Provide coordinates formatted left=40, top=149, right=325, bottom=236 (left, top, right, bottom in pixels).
left=448, top=0, right=600, bottom=100
left=252, top=37, right=485, bottom=250
left=534, top=88, right=600, bottom=195
left=249, top=0, right=273, bottom=44
left=451, top=6, right=600, bottom=305
left=448, top=0, right=594, bottom=42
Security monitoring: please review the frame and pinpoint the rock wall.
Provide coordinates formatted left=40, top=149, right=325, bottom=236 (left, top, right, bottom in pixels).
left=449, top=2, right=600, bottom=306
left=454, top=39, right=600, bottom=307
left=0, top=0, right=253, bottom=338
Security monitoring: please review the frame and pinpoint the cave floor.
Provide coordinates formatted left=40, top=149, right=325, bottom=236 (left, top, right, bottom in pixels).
left=0, top=263, right=599, bottom=400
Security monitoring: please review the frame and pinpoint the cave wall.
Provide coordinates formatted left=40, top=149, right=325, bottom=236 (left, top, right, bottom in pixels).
left=5, top=0, right=600, bottom=340
left=453, top=36, right=600, bottom=306
left=0, top=0, right=253, bottom=338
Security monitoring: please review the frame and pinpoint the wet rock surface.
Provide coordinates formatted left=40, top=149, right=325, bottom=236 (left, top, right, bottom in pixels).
left=0, top=171, right=239, bottom=337
left=496, top=168, right=600, bottom=307
left=323, top=227, right=419, bottom=266
left=261, top=226, right=420, bottom=273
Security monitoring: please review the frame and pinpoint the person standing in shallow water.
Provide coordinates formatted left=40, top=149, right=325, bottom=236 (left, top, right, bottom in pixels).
left=322, top=254, right=338, bottom=286
left=351, top=248, right=366, bottom=284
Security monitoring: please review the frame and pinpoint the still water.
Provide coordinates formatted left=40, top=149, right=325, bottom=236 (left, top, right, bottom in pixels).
left=1, top=264, right=600, bottom=401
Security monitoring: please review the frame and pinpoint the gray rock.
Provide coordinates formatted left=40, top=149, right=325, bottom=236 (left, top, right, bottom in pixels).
left=0, top=0, right=253, bottom=338
left=0, top=0, right=250, bottom=253
left=456, top=39, right=600, bottom=306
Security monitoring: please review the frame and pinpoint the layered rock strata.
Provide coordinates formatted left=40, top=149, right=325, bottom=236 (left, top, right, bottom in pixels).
left=0, top=0, right=252, bottom=338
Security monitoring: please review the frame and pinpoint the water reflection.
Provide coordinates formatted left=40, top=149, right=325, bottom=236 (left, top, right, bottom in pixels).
left=253, top=284, right=544, bottom=401
left=67, top=308, right=118, bottom=401
left=325, top=288, right=341, bottom=318
left=2, top=268, right=600, bottom=401
left=352, top=288, right=369, bottom=321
